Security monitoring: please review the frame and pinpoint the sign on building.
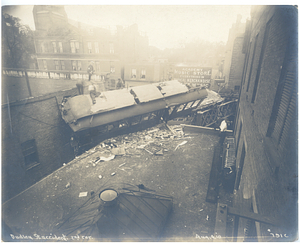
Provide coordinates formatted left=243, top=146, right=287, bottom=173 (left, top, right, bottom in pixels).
left=173, top=66, right=212, bottom=85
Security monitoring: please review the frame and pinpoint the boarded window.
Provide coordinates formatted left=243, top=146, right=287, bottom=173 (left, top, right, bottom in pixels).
left=21, top=139, right=39, bottom=170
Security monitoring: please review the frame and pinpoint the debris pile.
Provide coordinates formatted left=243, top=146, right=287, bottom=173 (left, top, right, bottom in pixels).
left=80, top=123, right=191, bottom=164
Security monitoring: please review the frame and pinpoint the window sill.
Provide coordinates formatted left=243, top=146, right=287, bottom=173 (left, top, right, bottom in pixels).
left=25, top=162, right=40, bottom=171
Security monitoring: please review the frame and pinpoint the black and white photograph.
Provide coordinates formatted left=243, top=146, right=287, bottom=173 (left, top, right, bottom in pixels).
left=1, top=3, right=298, bottom=242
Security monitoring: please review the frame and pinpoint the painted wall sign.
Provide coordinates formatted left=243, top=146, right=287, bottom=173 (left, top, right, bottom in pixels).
left=173, top=67, right=212, bottom=84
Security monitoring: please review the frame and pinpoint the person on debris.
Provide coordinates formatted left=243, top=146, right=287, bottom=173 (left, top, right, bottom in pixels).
left=116, top=78, right=125, bottom=89
left=87, top=82, right=101, bottom=104
left=76, top=80, right=84, bottom=95
left=70, top=136, right=79, bottom=156
left=219, top=119, right=228, bottom=132
left=87, top=61, right=95, bottom=81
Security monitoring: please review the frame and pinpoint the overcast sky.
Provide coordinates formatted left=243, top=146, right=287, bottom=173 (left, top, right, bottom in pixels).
left=2, top=5, right=252, bottom=49
left=3, top=4, right=252, bottom=50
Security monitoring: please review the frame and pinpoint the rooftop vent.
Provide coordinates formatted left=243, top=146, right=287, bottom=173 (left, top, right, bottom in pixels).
left=55, top=183, right=173, bottom=241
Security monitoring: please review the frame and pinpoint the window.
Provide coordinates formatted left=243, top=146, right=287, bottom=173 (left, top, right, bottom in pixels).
left=241, top=41, right=252, bottom=86
left=77, top=61, right=82, bottom=71
left=54, top=60, right=65, bottom=70
left=54, top=60, right=60, bottom=70
left=43, top=60, right=47, bottom=70
left=246, top=34, right=259, bottom=92
left=131, top=69, right=136, bottom=78
left=110, top=66, right=115, bottom=73
left=61, top=60, right=65, bottom=70
left=41, top=43, right=46, bottom=53
left=266, top=41, right=297, bottom=151
left=70, top=42, right=75, bottom=53
left=75, top=42, right=79, bottom=52
left=234, top=85, right=240, bottom=91
left=236, top=121, right=242, bottom=155
left=96, top=61, right=100, bottom=71
left=58, top=42, right=63, bottom=53
left=140, top=69, right=146, bottom=79
left=72, top=61, right=77, bottom=70
left=88, top=42, right=92, bottom=53
left=72, top=61, right=81, bottom=71
left=234, top=142, right=246, bottom=191
left=70, top=41, right=79, bottom=53
left=52, top=42, right=57, bottom=53
left=109, top=43, right=114, bottom=54
left=21, top=139, right=39, bottom=170
left=94, top=42, right=99, bottom=53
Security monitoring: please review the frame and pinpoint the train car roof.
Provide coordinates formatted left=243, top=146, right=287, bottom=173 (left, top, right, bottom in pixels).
left=130, top=84, right=163, bottom=102
left=155, top=80, right=189, bottom=97
left=90, top=89, right=136, bottom=113
left=62, top=80, right=198, bottom=124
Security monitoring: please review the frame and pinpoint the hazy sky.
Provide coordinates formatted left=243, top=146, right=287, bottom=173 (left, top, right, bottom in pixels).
left=2, top=5, right=252, bottom=50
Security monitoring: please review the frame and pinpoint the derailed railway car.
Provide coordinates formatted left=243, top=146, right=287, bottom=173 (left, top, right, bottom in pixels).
left=60, top=80, right=208, bottom=148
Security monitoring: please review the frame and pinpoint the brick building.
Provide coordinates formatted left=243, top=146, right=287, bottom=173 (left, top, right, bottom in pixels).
left=223, top=15, right=246, bottom=92
left=123, top=62, right=169, bottom=87
left=32, top=6, right=149, bottom=86
left=232, top=5, right=297, bottom=240
left=2, top=89, right=77, bottom=202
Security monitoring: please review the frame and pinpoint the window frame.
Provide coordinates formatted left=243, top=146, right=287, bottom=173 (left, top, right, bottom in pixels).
left=21, top=139, right=40, bottom=170
left=131, top=69, right=137, bottom=79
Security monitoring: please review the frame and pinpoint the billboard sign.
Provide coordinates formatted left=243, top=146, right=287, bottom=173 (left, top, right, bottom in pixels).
left=173, top=66, right=212, bottom=84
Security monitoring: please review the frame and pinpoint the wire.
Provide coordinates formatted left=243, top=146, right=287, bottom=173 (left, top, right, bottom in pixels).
left=18, top=111, right=64, bottom=128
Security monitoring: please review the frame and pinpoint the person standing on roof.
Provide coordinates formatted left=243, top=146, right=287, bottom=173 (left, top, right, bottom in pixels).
left=87, top=61, right=94, bottom=81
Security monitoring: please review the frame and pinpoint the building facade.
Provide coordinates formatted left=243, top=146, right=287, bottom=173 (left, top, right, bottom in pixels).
left=223, top=15, right=246, bottom=92
left=2, top=89, right=77, bottom=202
left=232, top=5, right=297, bottom=240
left=123, top=62, right=170, bottom=87
left=32, top=6, right=149, bottom=86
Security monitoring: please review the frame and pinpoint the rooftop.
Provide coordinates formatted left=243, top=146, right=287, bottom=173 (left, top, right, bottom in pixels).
left=2, top=123, right=228, bottom=241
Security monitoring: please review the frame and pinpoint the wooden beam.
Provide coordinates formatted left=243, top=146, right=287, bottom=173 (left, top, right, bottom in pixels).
left=227, top=206, right=280, bottom=226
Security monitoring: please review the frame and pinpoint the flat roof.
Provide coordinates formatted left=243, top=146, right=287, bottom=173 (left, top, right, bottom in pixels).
left=2, top=124, right=220, bottom=241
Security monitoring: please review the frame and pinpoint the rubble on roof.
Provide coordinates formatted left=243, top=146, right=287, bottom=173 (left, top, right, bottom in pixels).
left=80, top=123, right=189, bottom=165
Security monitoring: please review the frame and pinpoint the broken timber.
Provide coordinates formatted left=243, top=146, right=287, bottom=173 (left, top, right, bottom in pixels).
left=214, top=203, right=280, bottom=241
left=182, top=124, right=233, bottom=136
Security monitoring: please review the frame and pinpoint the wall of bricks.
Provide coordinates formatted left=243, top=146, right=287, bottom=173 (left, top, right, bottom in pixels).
left=223, top=16, right=246, bottom=91
left=233, top=6, right=297, bottom=240
left=2, top=89, right=77, bottom=202
left=228, top=36, right=246, bottom=90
